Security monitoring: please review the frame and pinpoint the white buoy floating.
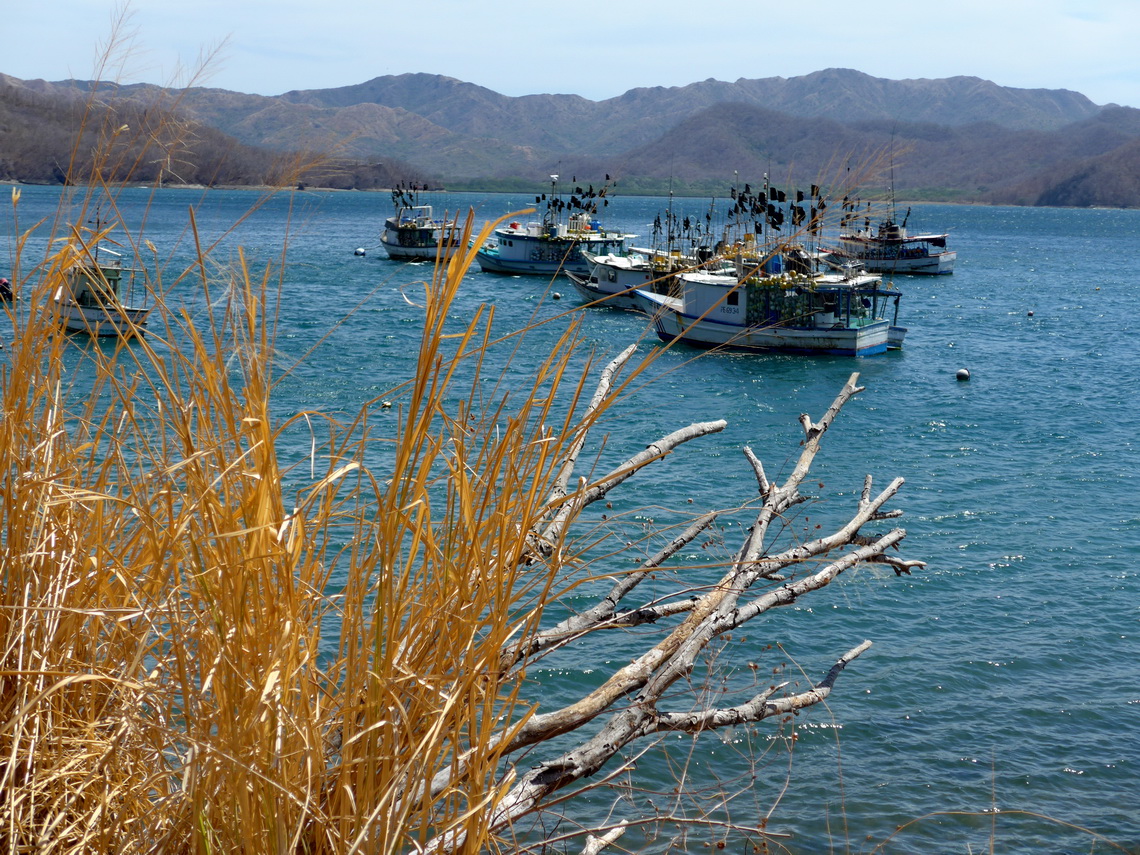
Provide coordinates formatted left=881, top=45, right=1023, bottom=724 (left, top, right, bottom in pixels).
left=354, top=247, right=367, bottom=256
left=956, top=368, right=971, bottom=382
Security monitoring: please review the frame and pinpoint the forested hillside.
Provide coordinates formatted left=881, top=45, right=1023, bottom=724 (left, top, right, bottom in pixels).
left=3, top=68, right=1140, bottom=206
left=0, top=78, right=426, bottom=190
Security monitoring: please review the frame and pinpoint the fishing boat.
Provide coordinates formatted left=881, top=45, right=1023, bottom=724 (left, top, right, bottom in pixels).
left=634, top=256, right=905, bottom=356
left=836, top=211, right=955, bottom=275
left=54, top=246, right=150, bottom=337
left=380, top=204, right=461, bottom=262
left=567, top=248, right=696, bottom=310
left=568, top=244, right=736, bottom=310
left=475, top=175, right=634, bottom=276
left=379, top=185, right=460, bottom=262
left=834, top=146, right=955, bottom=275
left=566, top=253, right=654, bottom=310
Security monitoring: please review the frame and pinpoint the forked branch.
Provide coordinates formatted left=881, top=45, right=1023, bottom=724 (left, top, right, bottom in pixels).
left=423, top=371, right=922, bottom=852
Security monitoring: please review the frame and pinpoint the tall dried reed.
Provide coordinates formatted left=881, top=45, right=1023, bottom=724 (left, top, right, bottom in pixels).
left=0, top=61, right=637, bottom=852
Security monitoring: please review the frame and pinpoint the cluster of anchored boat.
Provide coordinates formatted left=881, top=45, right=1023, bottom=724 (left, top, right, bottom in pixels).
left=379, top=177, right=955, bottom=357
left=23, top=176, right=952, bottom=347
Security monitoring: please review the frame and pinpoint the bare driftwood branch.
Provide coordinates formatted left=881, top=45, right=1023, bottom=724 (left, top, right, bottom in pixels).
left=502, top=511, right=718, bottom=672
left=655, top=639, right=871, bottom=732
left=581, top=822, right=627, bottom=855
left=549, top=344, right=637, bottom=504
left=533, top=420, right=727, bottom=558
left=423, top=371, right=921, bottom=853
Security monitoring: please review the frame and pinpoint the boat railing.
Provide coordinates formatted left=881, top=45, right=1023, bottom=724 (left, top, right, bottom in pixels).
left=395, top=205, right=436, bottom=226
left=67, top=245, right=148, bottom=309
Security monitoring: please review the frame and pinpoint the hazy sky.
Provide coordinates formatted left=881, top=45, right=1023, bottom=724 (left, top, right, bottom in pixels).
left=7, top=0, right=1139, bottom=107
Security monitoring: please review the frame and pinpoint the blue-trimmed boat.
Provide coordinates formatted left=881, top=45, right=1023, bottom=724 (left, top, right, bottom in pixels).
left=475, top=175, right=634, bottom=276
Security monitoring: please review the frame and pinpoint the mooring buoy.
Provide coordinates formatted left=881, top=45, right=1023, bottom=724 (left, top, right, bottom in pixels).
left=956, top=368, right=971, bottom=382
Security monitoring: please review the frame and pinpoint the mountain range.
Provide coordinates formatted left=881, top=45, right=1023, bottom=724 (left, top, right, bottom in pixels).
left=3, top=67, right=1140, bottom=205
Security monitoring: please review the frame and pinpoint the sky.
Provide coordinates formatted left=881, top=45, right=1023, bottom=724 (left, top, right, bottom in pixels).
left=6, top=0, right=1140, bottom=108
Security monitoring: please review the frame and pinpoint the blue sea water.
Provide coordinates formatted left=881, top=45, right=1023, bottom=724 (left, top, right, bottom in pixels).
left=2, top=185, right=1138, bottom=853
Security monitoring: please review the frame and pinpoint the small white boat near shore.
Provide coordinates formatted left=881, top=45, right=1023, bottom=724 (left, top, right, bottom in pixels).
left=54, top=247, right=150, bottom=338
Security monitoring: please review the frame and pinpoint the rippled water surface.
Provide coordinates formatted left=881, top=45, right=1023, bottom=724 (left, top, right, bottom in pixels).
left=4, top=186, right=1137, bottom=853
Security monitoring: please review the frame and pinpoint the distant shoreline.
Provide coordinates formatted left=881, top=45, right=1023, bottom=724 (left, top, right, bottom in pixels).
left=0, top=179, right=991, bottom=207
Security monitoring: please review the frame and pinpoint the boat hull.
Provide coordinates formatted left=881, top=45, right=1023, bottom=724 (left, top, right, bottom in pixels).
left=380, top=237, right=458, bottom=263
left=652, top=312, right=890, bottom=355
left=565, top=271, right=643, bottom=311
left=854, top=250, right=956, bottom=275
left=475, top=232, right=629, bottom=276
left=636, top=291, right=894, bottom=356
left=58, top=301, right=150, bottom=337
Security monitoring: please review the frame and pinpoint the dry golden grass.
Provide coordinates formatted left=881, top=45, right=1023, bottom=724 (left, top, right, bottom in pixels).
left=0, top=41, right=643, bottom=847
left=1, top=172, right=625, bottom=854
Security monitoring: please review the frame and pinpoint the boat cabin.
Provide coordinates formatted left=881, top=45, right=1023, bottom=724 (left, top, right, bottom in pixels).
left=54, top=247, right=150, bottom=337
left=677, top=270, right=897, bottom=332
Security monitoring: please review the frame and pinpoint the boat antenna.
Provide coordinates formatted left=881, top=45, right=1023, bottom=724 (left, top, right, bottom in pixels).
left=888, top=126, right=899, bottom=221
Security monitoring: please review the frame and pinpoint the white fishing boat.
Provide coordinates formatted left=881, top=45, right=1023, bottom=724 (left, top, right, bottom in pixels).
left=54, top=247, right=150, bottom=337
left=568, top=245, right=734, bottom=310
left=380, top=204, right=461, bottom=262
left=475, top=175, right=635, bottom=277
left=566, top=255, right=651, bottom=310
left=836, top=194, right=955, bottom=275
left=380, top=184, right=460, bottom=262
left=567, top=249, right=686, bottom=309
left=634, top=259, right=905, bottom=356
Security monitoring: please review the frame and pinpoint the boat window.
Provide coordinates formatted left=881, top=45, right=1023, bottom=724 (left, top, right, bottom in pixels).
left=727, top=291, right=739, bottom=306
